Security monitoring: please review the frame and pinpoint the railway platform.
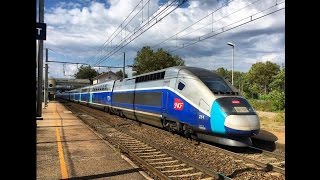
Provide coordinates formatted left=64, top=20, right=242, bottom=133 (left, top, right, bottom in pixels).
left=37, top=101, right=150, bottom=179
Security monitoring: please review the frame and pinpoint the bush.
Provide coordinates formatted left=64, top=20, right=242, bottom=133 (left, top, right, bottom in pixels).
left=248, top=99, right=273, bottom=112
left=247, top=90, right=285, bottom=112
left=269, top=90, right=285, bottom=111
left=258, top=94, right=270, bottom=100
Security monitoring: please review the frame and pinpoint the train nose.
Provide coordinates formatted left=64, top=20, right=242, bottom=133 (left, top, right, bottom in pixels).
left=224, top=115, right=260, bottom=136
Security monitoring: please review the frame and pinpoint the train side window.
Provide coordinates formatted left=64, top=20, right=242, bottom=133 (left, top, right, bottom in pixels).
left=161, top=71, right=165, bottom=79
left=178, top=82, right=185, bottom=90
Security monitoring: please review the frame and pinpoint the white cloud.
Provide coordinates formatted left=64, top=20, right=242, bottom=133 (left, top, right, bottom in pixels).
left=44, top=0, right=285, bottom=77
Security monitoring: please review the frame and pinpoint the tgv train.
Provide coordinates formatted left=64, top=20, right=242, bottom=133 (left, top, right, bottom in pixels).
left=57, top=66, right=260, bottom=147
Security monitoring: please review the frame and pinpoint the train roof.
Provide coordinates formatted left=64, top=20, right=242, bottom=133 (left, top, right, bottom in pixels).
left=134, top=66, right=222, bottom=77
left=68, top=66, right=234, bottom=91
left=128, top=66, right=214, bottom=79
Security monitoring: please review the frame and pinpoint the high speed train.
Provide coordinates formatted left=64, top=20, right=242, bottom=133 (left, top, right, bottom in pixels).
left=57, top=66, right=260, bottom=147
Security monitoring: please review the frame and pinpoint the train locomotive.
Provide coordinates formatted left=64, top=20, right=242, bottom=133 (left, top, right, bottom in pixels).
left=57, top=66, right=260, bottom=147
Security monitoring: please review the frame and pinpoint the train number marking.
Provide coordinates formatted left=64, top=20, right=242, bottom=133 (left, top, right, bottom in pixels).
left=198, top=114, right=205, bottom=119
left=174, top=98, right=184, bottom=111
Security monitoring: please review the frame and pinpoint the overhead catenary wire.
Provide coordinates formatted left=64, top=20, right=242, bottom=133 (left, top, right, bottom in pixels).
left=94, top=0, right=187, bottom=66
left=99, top=0, right=151, bottom=51
left=168, top=1, right=285, bottom=53
left=166, top=0, right=264, bottom=43
left=87, top=0, right=146, bottom=65
left=47, top=60, right=124, bottom=68
left=46, top=48, right=125, bottom=70
left=152, top=0, right=236, bottom=49
left=94, top=0, right=179, bottom=66
left=151, top=0, right=270, bottom=50
left=101, top=0, right=145, bottom=48
left=92, top=0, right=166, bottom=65
left=49, top=0, right=284, bottom=73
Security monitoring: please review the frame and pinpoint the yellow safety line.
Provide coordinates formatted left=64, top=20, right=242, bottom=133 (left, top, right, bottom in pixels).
left=54, top=104, right=69, bottom=179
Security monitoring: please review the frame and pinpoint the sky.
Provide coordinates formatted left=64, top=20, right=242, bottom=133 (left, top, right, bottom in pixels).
left=39, top=0, right=285, bottom=78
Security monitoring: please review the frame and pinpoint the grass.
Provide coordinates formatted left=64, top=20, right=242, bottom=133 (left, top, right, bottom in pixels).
left=248, top=99, right=285, bottom=112
left=258, top=112, right=285, bottom=132
left=249, top=99, right=273, bottom=111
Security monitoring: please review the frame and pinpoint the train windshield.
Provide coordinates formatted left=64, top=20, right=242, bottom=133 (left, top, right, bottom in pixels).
left=185, top=67, right=237, bottom=94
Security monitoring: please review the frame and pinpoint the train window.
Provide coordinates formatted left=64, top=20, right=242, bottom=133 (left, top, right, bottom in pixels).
left=178, top=82, right=185, bottom=90
left=135, top=71, right=165, bottom=83
left=135, top=92, right=162, bottom=106
left=205, top=80, right=230, bottom=92
left=186, top=67, right=235, bottom=93
left=161, top=72, right=165, bottom=79
left=113, top=93, right=134, bottom=104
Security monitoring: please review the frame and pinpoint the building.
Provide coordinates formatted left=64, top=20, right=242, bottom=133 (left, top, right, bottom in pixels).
left=93, top=71, right=120, bottom=84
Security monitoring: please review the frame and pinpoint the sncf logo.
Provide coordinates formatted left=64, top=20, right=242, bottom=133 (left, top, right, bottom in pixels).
left=174, top=98, right=184, bottom=111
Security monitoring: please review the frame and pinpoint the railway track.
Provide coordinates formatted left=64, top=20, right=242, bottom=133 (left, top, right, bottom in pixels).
left=63, top=101, right=285, bottom=179
left=67, top=103, right=230, bottom=180
left=199, top=143, right=285, bottom=175
left=248, top=146, right=284, bottom=161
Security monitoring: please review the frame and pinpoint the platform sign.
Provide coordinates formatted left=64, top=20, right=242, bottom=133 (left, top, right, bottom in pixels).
left=36, top=23, right=46, bottom=40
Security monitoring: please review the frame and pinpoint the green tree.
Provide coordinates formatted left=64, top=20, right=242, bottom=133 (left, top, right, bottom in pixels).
left=246, top=61, right=280, bottom=95
left=215, top=67, right=231, bottom=82
left=214, top=68, right=246, bottom=93
left=270, top=67, right=285, bottom=92
left=115, top=70, right=128, bottom=78
left=133, top=46, right=185, bottom=75
left=269, top=90, right=285, bottom=111
left=74, top=65, right=98, bottom=83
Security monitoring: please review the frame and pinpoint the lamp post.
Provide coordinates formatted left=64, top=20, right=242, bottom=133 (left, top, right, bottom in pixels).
left=227, top=42, right=235, bottom=85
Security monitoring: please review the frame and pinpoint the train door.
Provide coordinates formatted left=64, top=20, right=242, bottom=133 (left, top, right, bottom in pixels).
left=161, top=79, right=171, bottom=121
left=197, top=99, right=211, bottom=131
left=161, top=91, right=168, bottom=118
left=89, top=89, right=93, bottom=103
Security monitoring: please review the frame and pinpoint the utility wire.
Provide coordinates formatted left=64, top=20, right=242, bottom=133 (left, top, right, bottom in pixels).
left=168, top=1, right=285, bottom=53
left=93, top=0, right=168, bottom=65
left=100, top=0, right=145, bottom=49
left=90, top=0, right=145, bottom=65
left=95, top=0, right=187, bottom=66
left=47, top=60, right=124, bottom=68
left=94, top=0, right=178, bottom=65
left=100, top=0, right=151, bottom=51
left=172, top=0, right=263, bottom=41
left=152, top=0, right=236, bottom=49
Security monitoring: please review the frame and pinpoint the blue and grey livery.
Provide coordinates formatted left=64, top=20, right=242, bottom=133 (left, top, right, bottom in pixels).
left=58, top=66, right=260, bottom=147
